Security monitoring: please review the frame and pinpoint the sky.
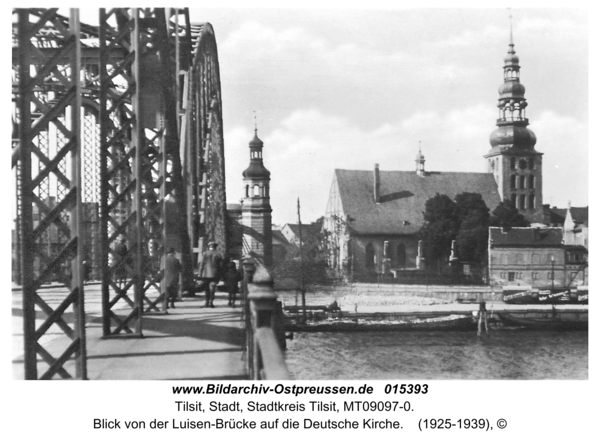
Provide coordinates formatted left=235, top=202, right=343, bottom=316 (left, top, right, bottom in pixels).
left=11, top=4, right=592, bottom=227
left=180, top=6, right=590, bottom=225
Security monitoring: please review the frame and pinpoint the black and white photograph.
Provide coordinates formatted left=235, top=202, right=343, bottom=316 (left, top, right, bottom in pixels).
left=6, top=3, right=595, bottom=438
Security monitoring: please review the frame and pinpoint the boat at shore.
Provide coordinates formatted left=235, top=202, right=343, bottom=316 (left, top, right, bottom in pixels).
left=502, top=286, right=588, bottom=305
left=285, top=313, right=476, bottom=332
left=495, top=309, right=588, bottom=330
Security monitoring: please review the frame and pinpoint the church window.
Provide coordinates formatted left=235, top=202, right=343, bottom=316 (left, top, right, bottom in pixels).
left=253, top=184, right=260, bottom=197
left=264, top=185, right=269, bottom=198
left=396, top=244, right=406, bottom=268
left=519, top=175, right=526, bottom=189
left=511, top=194, right=517, bottom=208
left=245, top=185, right=249, bottom=197
left=528, top=195, right=535, bottom=209
left=528, top=175, right=535, bottom=189
left=519, top=195, right=526, bottom=209
left=510, top=175, right=517, bottom=189
left=365, top=243, right=375, bottom=270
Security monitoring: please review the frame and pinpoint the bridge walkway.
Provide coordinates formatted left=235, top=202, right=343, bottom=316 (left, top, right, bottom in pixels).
left=12, top=284, right=247, bottom=380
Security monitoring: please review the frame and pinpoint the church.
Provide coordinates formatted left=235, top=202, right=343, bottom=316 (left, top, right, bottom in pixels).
left=323, top=29, right=554, bottom=278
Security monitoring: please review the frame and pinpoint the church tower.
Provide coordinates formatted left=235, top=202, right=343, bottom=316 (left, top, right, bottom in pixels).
left=485, top=25, right=544, bottom=223
left=241, top=129, right=273, bottom=268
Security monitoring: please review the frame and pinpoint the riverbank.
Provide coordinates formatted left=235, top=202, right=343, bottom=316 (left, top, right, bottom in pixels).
left=282, top=299, right=588, bottom=332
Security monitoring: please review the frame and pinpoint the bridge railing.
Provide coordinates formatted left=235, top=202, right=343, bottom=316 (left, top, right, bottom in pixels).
left=242, top=259, right=290, bottom=380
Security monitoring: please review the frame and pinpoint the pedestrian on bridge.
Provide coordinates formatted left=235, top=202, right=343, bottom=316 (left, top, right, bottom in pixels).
left=165, top=248, right=181, bottom=309
left=114, top=238, right=130, bottom=289
left=199, top=242, right=222, bottom=308
left=224, top=260, right=242, bottom=307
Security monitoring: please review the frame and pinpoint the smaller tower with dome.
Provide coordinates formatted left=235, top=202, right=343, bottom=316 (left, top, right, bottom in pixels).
left=240, top=129, right=273, bottom=267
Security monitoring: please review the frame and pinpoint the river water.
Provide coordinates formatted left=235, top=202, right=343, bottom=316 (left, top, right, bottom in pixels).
left=284, top=329, right=588, bottom=380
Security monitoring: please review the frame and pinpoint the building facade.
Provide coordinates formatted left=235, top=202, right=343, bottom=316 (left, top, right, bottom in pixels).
left=488, top=227, right=587, bottom=288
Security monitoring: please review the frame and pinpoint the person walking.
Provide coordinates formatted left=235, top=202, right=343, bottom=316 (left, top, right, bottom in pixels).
left=164, top=248, right=181, bottom=309
left=199, top=242, right=222, bottom=308
left=224, top=260, right=242, bottom=307
left=114, top=238, right=129, bottom=288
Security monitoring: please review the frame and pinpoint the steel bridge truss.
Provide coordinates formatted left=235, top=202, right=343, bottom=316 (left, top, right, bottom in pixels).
left=13, top=7, right=228, bottom=379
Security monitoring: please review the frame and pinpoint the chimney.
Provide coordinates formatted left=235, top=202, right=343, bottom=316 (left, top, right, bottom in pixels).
left=374, top=163, right=380, bottom=203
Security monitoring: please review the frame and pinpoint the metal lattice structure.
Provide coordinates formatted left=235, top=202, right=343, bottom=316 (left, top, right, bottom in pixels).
left=184, top=23, right=228, bottom=264
left=12, top=7, right=228, bottom=378
left=13, top=9, right=86, bottom=379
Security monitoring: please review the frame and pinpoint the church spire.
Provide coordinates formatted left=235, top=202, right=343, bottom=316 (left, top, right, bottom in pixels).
left=485, top=15, right=544, bottom=224
left=489, top=20, right=537, bottom=151
left=415, top=142, right=425, bottom=177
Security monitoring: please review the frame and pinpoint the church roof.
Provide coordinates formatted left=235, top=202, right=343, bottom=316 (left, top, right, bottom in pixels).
left=335, top=169, right=502, bottom=235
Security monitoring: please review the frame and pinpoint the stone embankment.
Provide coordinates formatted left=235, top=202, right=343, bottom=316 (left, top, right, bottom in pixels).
left=275, top=283, right=499, bottom=309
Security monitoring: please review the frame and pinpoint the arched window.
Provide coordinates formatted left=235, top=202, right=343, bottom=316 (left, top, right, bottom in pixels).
left=253, top=184, right=260, bottom=197
left=510, top=175, right=517, bottom=189
left=245, top=185, right=249, bottom=197
left=528, top=194, right=535, bottom=209
left=519, top=195, right=526, bottom=209
left=519, top=175, right=526, bottom=189
left=528, top=175, right=535, bottom=189
left=396, top=244, right=406, bottom=268
left=365, top=243, right=375, bottom=270
left=264, top=185, right=269, bottom=198
left=511, top=194, right=517, bottom=208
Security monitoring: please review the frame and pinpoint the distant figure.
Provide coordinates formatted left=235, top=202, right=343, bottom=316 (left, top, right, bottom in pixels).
left=355, top=303, right=358, bottom=314
left=114, top=238, right=129, bottom=288
left=477, top=300, right=489, bottom=336
left=82, top=260, right=91, bottom=284
left=223, top=261, right=242, bottom=307
left=164, top=248, right=181, bottom=309
left=199, top=242, right=222, bottom=308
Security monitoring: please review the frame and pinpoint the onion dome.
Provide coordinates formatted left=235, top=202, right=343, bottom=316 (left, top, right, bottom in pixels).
left=504, top=46, right=520, bottom=68
left=498, top=81, right=525, bottom=100
left=249, top=132, right=263, bottom=148
left=489, top=125, right=537, bottom=149
left=415, top=148, right=425, bottom=161
left=242, top=130, right=271, bottom=179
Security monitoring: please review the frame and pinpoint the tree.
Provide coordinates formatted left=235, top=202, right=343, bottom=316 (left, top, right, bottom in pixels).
left=456, top=211, right=490, bottom=264
left=420, top=193, right=492, bottom=272
left=490, top=199, right=530, bottom=230
left=419, top=194, right=460, bottom=272
left=454, top=193, right=490, bottom=264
